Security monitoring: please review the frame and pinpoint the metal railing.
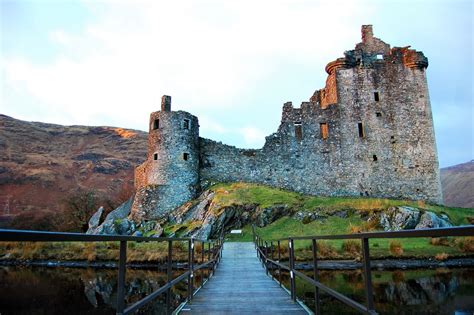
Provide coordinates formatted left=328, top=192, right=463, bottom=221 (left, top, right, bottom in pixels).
left=252, top=225, right=474, bottom=315
left=0, top=229, right=224, bottom=315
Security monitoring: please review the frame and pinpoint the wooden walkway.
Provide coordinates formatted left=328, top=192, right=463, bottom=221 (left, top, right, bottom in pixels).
left=180, top=242, right=308, bottom=314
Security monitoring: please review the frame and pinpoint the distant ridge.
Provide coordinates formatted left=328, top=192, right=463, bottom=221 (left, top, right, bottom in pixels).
left=440, top=160, right=474, bottom=208
left=0, top=114, right=147, bottom=224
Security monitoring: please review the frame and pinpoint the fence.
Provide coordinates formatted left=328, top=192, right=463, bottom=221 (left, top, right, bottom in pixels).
left=0, top=228, right=224, bottom=315
left=252, top=225, right=474, bottom=315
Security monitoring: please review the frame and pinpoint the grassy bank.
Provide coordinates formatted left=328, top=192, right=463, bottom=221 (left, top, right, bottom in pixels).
left=1, top=182, right=472, bottom=263
left=216, top=182, right=473, bottom=260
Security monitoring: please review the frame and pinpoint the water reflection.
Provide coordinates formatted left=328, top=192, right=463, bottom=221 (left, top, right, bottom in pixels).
left=0, top=266, right=472, bottom=314
left=275, top=268, right=474, bottom=314
left=0, top=266, right=207, bottom=315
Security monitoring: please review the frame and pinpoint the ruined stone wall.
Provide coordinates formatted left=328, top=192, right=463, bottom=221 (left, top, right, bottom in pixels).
left=198, top=25, right=442, bottom=204
left=199, top=102, right=346, bottom=196
left=132, top=109, right=200, bottom=220
left=134, top=25, right=443, bottom=221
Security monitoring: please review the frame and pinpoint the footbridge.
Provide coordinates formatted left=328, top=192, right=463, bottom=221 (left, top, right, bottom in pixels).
left=1, top=226, right=473, bottom=314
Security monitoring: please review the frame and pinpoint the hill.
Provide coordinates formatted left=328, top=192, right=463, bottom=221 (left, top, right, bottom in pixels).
left=0, top=114, right=147, bottom=229
left=441, top=160, right=474, bottom=208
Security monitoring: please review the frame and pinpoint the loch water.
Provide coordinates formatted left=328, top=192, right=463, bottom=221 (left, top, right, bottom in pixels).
left=0, top=266, right=473, bottom=314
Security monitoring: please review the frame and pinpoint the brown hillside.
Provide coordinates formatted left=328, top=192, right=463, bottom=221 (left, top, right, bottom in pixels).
left=0, top=114, right=147, bottom=227
left=440, top=160, right=474, bottom=208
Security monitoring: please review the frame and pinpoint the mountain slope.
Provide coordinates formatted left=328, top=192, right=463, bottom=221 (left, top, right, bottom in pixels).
left=441, top=160, right=474, bottom=208
left=0, top=114, right=147, bottom=226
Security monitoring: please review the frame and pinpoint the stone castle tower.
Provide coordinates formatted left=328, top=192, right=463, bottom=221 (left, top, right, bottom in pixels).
left=132, top=25, right=443, bottom=221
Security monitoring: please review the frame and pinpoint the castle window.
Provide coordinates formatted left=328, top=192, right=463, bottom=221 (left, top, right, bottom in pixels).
left=373, top=155, right=378, bottom=161
left=183, top=153, right=189, bottom=161
left=152, top=119, right=159, bottom=130
left=376, top=54, right=383, bottom=60
left=358, top=122, right=365, bottom=138
left=153, top=153, right=158, bottom=160
left=374, top=92, right=380, bottom=102
left=294, top=122, right=302, bottom=141
left=376, top=112, right=382, bottom=117
left=320, top=123, right=328, bottom=140
left=183, top=119, right=190, bottom=130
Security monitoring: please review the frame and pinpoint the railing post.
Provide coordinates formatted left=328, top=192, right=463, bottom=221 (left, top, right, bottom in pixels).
left=166, top=240, right=173, bottom=315
left=270, top=241, right=274, bottom=279
left=289, top=238, right=296, bottom=302
left=187, top=238, right=195, bottom=301
left=201, top=240, right=205, bottom=286
left=312, top=239, right=320, bottom=314
left=362, top=237, right=375, bottom=313
left=207, top=241, right=212, bottom=277
left=264, top=241, right=269, bottom=275
left=277, top=240, right=282, bottom=287
left=116, top=240, right=127, bottom=315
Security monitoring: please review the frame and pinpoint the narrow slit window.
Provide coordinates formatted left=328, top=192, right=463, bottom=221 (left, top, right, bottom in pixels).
left=153, top=153, right=158, bottom=160
left=373, top=155, right=378, bottom=161
left=358, top=122, right=365, bottom=138
left=374, top=92, right=380, bottom=102
left=294, top=122, right=302, bottom=141
left=183, top=153, right=189, bottom=161
left=376, top=112, right=382, bottom=117
left=152, top=119, right=159, bottom=130
left=320, top=123, right=328, bottom=140
left=183, top=119, right=190, bottom=130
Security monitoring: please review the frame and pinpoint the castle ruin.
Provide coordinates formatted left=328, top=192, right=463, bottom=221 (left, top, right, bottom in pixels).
left=131, top=25, right=443, bottom=221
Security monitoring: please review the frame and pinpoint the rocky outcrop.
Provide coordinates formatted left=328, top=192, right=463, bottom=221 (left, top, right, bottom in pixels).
left=87, top=206, right=104, bottom=231
left=380, top=206, right=452, bottom=231
left=87, top=197, right=135, bottom=235
left=87, top=196, right=165, bottom=237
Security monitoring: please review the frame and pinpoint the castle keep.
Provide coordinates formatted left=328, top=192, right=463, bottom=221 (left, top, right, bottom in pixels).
left=131, top=25, right=443, bottom=221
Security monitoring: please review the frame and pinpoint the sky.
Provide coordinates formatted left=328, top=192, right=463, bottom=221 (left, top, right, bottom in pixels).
left=1, top=0, right=472, bottom=168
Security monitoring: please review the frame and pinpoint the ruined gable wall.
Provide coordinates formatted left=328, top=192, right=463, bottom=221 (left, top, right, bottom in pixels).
left=199, top=102, right=347, bottom=196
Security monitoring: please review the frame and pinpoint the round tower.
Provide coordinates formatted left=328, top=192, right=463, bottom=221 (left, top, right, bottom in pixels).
left=135, top=95, right=200, bottom=220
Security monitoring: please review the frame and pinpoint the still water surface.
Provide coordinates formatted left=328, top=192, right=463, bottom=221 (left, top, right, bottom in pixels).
left=0, top=266, right=473, bottom=314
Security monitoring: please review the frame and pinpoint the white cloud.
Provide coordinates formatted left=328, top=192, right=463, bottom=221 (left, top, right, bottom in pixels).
left=240, top=126, right=266, bottom=147
left=2, top=0, right=379, bottom=142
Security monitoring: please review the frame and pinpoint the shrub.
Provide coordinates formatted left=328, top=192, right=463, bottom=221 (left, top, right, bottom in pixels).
left=348, top=219, right=379, bottom=234
left=435, top=252, right=449, bottom=261
left=392, top=270, right=405, bottom=282
left=317, top=241, right=338, bottom=259
left=389, top=240, right=403, bottom=256
left=341, top=240, right=361, bottom=256
left=84, top=242, right=96, bottom=261
left=456, top=237, right=474, bottom=253
left=10, top=210, right=61, bottom=231
left=430, top=237, right=450, bottom=246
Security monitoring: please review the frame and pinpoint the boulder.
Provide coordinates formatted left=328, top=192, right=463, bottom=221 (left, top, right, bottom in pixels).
left=294, top=209, right=327, bottom=224
left=103, top=197, right=133, bottom=222
left=87, top=206, right=104, bottom=232
left=139, top=221, right=164, bottom=237
left=380, top=206, right=453, bottom=231
left=87, top=197, right=134, bottom=235
left=255, top=205, right=292, bottom=227
left=415, top=212, right=452, bottom=229
left=380, top=206, right=421, bottom=231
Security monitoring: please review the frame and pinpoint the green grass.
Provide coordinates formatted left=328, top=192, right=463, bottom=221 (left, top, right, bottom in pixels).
left=189, top=182, right=474, bottom=260
left=210, top=182, right=304, bottom=210
left=235, top=217, right=473, bottom=260
left=209, top=182, right=472, bottom=225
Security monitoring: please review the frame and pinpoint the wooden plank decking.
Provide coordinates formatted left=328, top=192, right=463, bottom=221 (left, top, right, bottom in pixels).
left=180, top=242, right=308, bottom=314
